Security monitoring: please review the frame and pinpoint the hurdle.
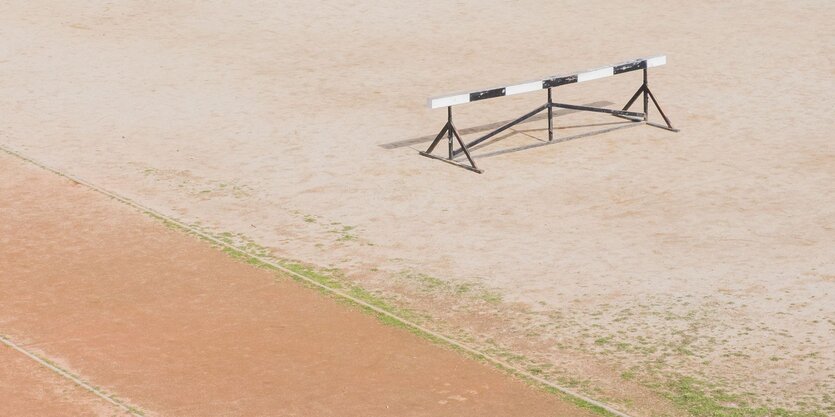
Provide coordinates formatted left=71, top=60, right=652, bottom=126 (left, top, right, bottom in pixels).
left=420, top=55, right=678, bottom=173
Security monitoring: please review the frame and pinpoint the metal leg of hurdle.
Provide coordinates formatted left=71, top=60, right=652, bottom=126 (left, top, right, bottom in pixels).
left=617, top=68, right=679, bottom=132
left=424, top=91, right=645, bottom=168
left=419, top=106, right=483, bottom=173
left=547, top=88, right=554, bottom=141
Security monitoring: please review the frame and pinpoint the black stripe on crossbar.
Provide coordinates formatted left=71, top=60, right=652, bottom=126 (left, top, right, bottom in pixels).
left=542, top=75, right=577, bottom=88
left=470, top=88, right=506, bottom=102
left=613, top=59, right=646, bottom=74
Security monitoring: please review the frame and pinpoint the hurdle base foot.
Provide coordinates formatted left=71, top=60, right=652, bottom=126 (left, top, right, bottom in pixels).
left=419, top=152, right=484, bottom=174
left=611, top=114, right=644, bottom=123
left=646, top=121, right=680, bottom=132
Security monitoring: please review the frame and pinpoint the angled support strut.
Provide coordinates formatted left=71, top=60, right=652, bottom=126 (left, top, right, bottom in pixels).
left=419, top=106, right=482, bottom=173
left=618, top=68, right=679, bottom=131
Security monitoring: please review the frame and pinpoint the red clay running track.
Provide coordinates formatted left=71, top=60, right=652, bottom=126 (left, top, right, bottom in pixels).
left=0, top=343, right=131, bottom=417
left=0, top=151, right=594, bottom=416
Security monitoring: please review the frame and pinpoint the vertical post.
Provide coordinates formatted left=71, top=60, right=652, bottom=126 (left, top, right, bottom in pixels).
left=547, top=88, right=554, bottom=141
left=447, top=106, right=453, bottom=159
left=642, top=68, right=649, bottom=121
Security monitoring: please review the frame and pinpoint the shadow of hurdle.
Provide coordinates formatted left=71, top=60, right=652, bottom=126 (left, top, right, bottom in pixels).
left=469, top=120, right=641, bottom=159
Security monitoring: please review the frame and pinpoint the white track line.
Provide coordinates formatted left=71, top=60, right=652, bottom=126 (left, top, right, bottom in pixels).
left=0, top=144, right=636, bottom=417
left=0, top=335, right=143, bottom=416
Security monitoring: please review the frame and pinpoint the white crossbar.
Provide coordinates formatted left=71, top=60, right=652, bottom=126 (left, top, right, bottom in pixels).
left=428, top=55, right=666, bottom=109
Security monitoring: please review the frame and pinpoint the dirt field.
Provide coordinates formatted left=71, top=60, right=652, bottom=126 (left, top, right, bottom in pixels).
left=1, top=1, right=833, bottom=416
left=0, top=151, right=596, bottom=416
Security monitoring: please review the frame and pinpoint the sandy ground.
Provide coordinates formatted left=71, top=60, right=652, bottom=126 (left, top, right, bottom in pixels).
left=0, top=151, right=593, bottom=417
left=1, top=1, right=833, bottom=415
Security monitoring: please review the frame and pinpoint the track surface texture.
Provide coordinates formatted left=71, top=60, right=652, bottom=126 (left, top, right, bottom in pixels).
left=0, top=342, right=131, bottom=417
left=1, top=1, right=834, bottom=416
left=0, top=152, right=596, bottom=416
